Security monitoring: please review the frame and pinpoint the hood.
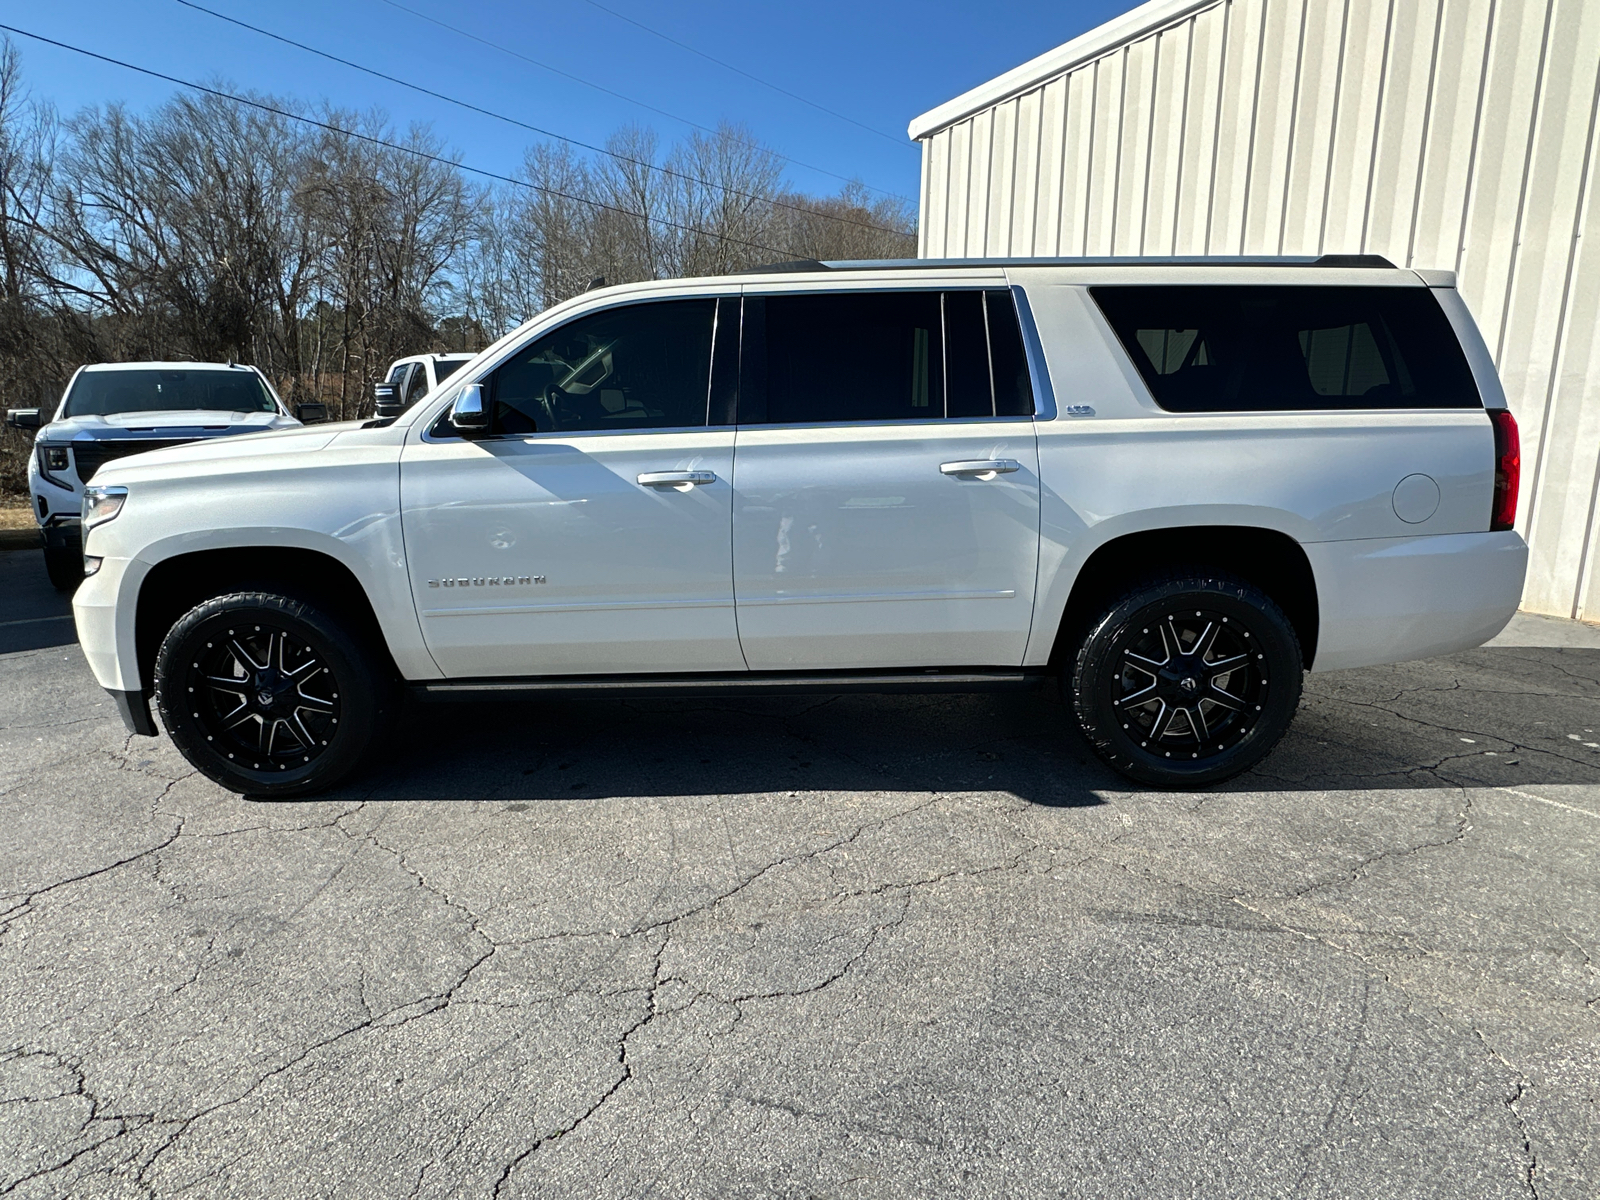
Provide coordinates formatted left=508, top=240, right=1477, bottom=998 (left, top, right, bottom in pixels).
left=89, top=420, right=342, bottom=481
left=40, top=409, right=299, bottom=441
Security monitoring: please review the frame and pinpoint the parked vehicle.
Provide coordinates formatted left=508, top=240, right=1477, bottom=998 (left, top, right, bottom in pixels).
left=6, top=362, right=318, bottom=590
left=70, top=256, right=1527, bottom=796
left=372, top=353, right=475, bottom=418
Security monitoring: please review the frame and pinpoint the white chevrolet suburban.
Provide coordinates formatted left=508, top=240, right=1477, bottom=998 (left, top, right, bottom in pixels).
left=71, top=256, right=1528, bottom=797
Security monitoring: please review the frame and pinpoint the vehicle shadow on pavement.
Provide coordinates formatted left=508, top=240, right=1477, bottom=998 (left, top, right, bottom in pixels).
left=323, top=644, right=1600, bottom=805
left=0, top=548, right=75, bottom=654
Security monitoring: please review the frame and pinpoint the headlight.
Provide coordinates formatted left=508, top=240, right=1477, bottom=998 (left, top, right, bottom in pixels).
left=42, top=445, right=69, bottom=473
left=82, top=484, right=127, bottom=531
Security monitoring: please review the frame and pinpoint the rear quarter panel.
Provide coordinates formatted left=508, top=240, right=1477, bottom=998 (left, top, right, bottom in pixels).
left=1012, top=272, right=1504, bottom=669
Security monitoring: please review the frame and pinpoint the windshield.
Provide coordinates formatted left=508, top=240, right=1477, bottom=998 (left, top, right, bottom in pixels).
left=433, top=358, right=468, bottom=383
left=63, top=369, right=278, bottom=418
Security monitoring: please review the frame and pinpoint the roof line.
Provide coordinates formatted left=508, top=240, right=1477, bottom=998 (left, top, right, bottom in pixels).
left=906, top=0, right=1221, bottom=141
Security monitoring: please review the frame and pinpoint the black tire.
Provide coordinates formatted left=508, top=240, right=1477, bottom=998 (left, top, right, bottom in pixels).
left=44, top=546, right=81, bottom=592
left=154, top=591, right=393, bottom=798
left=1070, top=572, right=1303, bottom=787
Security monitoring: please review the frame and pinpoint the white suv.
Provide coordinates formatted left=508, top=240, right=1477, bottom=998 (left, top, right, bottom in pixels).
left=71, top=256, right=1528, bottom=796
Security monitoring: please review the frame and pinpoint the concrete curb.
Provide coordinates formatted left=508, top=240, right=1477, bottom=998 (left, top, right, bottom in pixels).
left=0, top=527, right=41, bottom=552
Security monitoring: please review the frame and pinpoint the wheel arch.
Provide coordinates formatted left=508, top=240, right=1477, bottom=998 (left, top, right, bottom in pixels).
left=134, top=546, right=401, bottom=695
left=1045, top=525, right=1320, bottom=670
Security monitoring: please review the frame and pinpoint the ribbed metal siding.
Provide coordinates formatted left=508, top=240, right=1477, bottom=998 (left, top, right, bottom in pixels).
left=917, top=0, right=1600, bottom=621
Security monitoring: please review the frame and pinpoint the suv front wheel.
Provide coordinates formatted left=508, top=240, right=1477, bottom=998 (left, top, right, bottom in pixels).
left=154, top=591, right=392, bottom=798
left=1071, top=572, right=1303, bottom=787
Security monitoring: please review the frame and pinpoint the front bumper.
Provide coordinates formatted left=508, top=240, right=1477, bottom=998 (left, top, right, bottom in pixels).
left=42, top=518, right=81, bottom=554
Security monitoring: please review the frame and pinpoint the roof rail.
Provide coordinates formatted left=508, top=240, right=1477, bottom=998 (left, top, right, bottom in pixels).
left=1312, top=253, right=1396, bottom=268
left=732, top=254, right=1403, bottom=274
left=734, top=259, right=830, bottom=275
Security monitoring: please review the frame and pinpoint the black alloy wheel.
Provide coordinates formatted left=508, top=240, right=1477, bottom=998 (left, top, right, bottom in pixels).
left=1072, top=572, right=1302, bottom=787
left=189, top=624, right=341, bottom=770
left=155, top=591, right=391, bottom=797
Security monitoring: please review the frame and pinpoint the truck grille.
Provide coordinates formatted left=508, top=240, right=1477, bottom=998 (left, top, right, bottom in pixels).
left=71, top=439, right=198, bottom=483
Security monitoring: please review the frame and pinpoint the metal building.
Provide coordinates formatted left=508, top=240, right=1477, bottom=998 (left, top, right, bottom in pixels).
left=909, top=0, right=1600, bottom=622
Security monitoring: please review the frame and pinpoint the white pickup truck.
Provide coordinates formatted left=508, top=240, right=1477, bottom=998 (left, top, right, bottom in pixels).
left=71, top=256, right=1528, bottom=796
left=7, top=361, right=309, bottom=589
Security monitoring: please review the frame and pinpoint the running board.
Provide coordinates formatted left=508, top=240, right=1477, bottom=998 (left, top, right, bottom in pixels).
left=413, top=668, right=1050, bottom=701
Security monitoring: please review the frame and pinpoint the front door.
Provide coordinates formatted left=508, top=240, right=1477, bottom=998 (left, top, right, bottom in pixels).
left=401, top=297, right=745, bottom=677
left=731, top=289, right=1042, bottom=670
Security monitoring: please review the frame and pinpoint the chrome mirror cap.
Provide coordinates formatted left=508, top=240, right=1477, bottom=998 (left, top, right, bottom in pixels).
left=450, top=384, right=490, bottom=433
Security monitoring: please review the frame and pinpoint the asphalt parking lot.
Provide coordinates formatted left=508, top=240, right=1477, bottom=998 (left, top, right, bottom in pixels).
left=2, top=547, right=1597, bottom=1199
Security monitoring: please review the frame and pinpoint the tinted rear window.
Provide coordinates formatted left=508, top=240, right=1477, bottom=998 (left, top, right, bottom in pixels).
left=738, top=289, right=1035, bottom=424
left=1091, top=286, right=1480, bottom=412
left=433, top=359, right=467, bottom=383
left=64, top=369, right=278, bottom=417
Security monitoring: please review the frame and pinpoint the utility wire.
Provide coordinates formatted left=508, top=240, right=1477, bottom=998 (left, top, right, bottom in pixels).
left=369, top=0, right=913, bottom=203
left=0, top=23, right=800, bottom=261
left=583, top=0, right=912, bottom=151
left=174, top=0, right=910, bottom=238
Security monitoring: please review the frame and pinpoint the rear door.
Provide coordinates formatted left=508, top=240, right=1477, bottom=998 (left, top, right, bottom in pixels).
left=731, top=288, right=1041, bottom=670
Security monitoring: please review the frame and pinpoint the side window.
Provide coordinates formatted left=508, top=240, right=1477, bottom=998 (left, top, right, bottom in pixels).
left=1091, top=285, right=1481, bottom=412
left=485, top=299, right=717, bottom=434
left=738, top=288, right=1034, bottom=424
left=403, top=364, right=430, bottom=405
left=748, top=291, right=943, bottom=424
left=986, top=290, right=1036, bottom=417
left=387, top=363, right=409, bottom=384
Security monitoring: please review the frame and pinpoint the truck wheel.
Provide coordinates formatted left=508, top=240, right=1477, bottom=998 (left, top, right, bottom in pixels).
left=44, top=546, right=81, bottom=592
left=154, top=591, right=393, bottom=798
left=1070, top=572, right=1303, bottom=788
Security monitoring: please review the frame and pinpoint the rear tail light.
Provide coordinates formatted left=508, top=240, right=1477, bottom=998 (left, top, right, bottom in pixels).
left=1489, top=408, right=1520, bottom=532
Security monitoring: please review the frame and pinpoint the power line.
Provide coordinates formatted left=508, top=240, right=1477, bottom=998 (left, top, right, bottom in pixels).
left=174, top=0, right=911, bottom=239
left=583, top=0, right=913, bottom=152
left=0, top=22, right=800, bottom=261
left=369, top=0, right=914, bottom=204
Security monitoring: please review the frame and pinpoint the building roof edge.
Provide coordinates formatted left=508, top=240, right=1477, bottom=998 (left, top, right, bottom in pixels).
left=906, top=0, right=1221, bottom=141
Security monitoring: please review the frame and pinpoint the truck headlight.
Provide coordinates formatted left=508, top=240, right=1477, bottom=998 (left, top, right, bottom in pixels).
left=42, top=445, right=68, bottom=472
left=82, top=484, right=127, bottom=531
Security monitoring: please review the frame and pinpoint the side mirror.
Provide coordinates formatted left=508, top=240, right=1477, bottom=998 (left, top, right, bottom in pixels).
left=373, top=381, right=402, bottom=420
left=450, top=384, right=490, bottom=434
left=295, top=402, right=328, bottom=424
left=6, top=408, right=41, bottom=430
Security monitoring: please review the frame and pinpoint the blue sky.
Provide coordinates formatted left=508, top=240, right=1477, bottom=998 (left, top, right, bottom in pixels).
left=0, top=0, right=1131, bottom=207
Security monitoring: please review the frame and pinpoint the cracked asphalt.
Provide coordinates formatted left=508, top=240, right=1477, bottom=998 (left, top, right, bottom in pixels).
left=2, top=547, right=1598, bottom=1199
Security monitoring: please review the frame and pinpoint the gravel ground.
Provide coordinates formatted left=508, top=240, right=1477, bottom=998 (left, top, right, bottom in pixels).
left=1, top=546, right=1597, bottom=1199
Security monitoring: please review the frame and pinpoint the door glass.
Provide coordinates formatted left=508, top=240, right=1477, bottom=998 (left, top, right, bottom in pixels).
left=403, top=364, right=430, bottom=405
left=986, top=290, right=1036, bottom=417
left=944, top=291, right=992, bottom=418
left=747, top=291, right=946, bottom=424
left=485, top=299, right=716, bottom=434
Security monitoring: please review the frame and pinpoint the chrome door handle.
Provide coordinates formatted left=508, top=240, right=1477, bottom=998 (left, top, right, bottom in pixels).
left=637, top=470, right=716, bottom=488
left=940, top=459, right=1021, bottom=478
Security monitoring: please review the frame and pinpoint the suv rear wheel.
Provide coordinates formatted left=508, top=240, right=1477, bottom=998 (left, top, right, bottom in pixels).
left=153, top=591, right=392, bottom=798
left=1071, top=572, right=1302, bottom=787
